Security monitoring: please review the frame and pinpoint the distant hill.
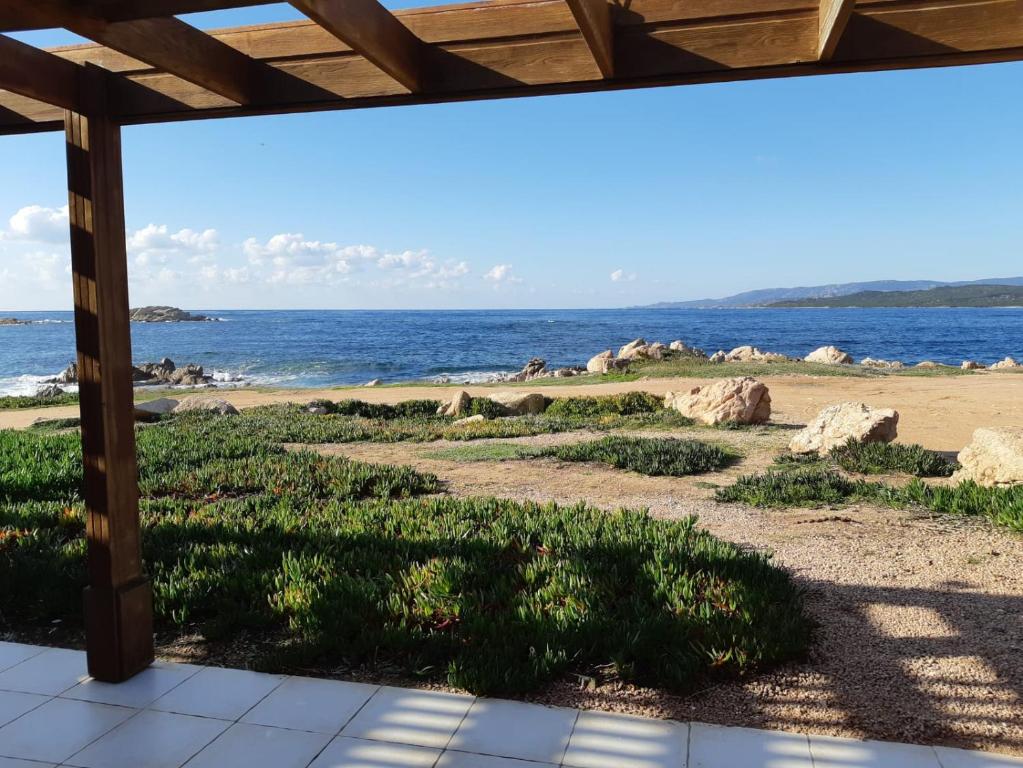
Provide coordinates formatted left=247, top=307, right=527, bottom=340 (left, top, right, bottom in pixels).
left=769, top=284, right=1023, bottom=308
left=639, top=277, right=1023, bottom=308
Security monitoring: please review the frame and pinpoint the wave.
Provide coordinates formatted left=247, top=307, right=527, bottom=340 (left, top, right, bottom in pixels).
left=426, top=370, right=517, bottom=385
left=0, top=374, right=79, bottom=398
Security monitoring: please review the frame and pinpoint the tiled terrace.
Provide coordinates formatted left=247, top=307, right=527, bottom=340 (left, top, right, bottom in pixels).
left=1, top=642, right=1020, bottom=768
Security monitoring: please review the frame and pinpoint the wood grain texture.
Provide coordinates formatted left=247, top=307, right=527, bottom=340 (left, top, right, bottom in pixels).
left=65, top=64, right=153, bottom=682
left=1, top=0, right=1020, bottom=133
left=0, top=33, right=80, bottom=110
left=565, top=0, right=614, bottom=77
left=289, top=0, right=426, bottom=92
left=819, top=0, right=856, bottom=60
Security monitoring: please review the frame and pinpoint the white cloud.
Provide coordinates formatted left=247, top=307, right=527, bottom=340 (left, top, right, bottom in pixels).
left=610, top=268, right=637, bottom=282
left=484, top=264, right=521, bottom=285
left=2, top=205, right=69, bottom=243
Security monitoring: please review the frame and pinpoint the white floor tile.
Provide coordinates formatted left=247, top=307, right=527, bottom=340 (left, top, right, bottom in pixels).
left=437, top=752, right=557, bottom=767
left=62, top=661, right=201, bottom=708
left=66, top=709, right=229, bottom=768
left=0, top=648, right=87, bottom=695
left=0, top=698, right=133, bottom=764
left=0, top=690, right=49, bottom=727
left=150, top=666, right=284, bottom=720
left=934, top=746, right=1023, bottom=767
left=241, top=676, right=378, bottom=734
left=564, top=711, right=688, bottom=768
left=689, top=723, right=811, bottom=768
left=340, top=686, right=474, bottom=749
left=308, top=736, right=440, bottom=768
left=183, top=722, right=332, bottom=768
left=447, top=698, right=577, bottom=764
left=0, top=643, right=44, bottom=673
left=0, top=757, right=57, bottom=768
left=810, top=735, right=943, bottom=768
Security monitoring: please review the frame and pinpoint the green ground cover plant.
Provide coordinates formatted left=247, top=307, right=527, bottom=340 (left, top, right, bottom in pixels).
left=541, top=436, right=736, bottom=477
left=717, top=466, right=1023, bottom=532
left=0, top=417, right=810, bottom=695
left=0, top=393, right=80, bottom=410
left=828, top=440, right=958, bottom=478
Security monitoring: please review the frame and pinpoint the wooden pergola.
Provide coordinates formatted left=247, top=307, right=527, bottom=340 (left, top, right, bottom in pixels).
left=1, top=0, right=1020, bottom=683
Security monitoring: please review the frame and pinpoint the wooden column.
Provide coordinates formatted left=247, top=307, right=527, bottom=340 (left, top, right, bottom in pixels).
left=65, top=64, right=153, bottom=683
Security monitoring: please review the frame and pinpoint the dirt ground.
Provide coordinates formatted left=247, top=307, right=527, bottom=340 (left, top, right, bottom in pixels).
left=5, top=370, right=1023, bottom=452
left=312, top=421, right=1023, bottom=756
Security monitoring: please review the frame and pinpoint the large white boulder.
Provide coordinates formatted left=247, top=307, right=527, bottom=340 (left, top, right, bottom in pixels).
left=724, top=346, right=791, bottom=363
left=487, top=391, right=547, bottom=416
left=664, top=377, right=771, bottom=426
left=991, top=357, right=1021, bottom=370
left=438, top=390, right=472, bottom=417
left=586, top=350, right=628, bottom=374
left=172, top=396, right=239, bottom=415
left=805, top=346, right=854, bottom=365
left=789, top=402, right=899, bottom=454
left=617, top=338, right=649, bottom=360
left=953, top=427, right=1023, bottom=487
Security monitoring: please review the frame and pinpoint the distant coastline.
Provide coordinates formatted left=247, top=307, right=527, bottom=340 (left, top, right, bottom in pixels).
left=767, top=284, right=1023, bottom=308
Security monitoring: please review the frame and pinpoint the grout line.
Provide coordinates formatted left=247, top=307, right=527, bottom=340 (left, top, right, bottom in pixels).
left=557, top=708, right=582, bottom=767
left=806, top=732, right=814, bottom=768
left=685, top=721, right=692, bottom=768
left=0, top=642, right=48, bottom=674
left=59, top=704, right=148, bottom=767
left=431, top=690, right=477, bottom=768
left=227, top=669, right=291, bottom=723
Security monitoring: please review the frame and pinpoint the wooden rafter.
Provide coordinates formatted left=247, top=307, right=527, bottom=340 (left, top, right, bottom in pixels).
left=819, top=0, right=856, bottom=61
left=2, top=0, right=1022, bottom=135
left=288, top=0, right=426, bottom=92
left=565, top=0, right=614, bottom=78
left=0, top=33, right=80, bottom=110
left=0, top=0, right=330, bottom=105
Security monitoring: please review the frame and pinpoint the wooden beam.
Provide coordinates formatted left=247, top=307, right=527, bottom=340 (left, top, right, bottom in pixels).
left=0, top=34, right=80, bottom=110
left=289, top=0, right=426, bottom=92
left=65, top=63, right=154, bottom=683
left=3, top=0, right=1022, bottom=134
left=565, top=0, right=614, bottom=77
left=819, top=0, right=855, bottom=60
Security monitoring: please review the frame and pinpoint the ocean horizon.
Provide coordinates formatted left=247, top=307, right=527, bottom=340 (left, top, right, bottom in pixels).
left=2, top=307, right=1021, bottom=396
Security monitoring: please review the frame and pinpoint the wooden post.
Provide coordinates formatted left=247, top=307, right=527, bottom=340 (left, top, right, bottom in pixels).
left=65, top=64, right=153, bottom=683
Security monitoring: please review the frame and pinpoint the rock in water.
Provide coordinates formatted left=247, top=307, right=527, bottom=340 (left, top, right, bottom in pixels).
left=171, top=396, right=239, bottom=415
left=954, top=427, right=1023, bottom=487
left=47, top=362, right=78, bottom=384
left=664, top=377, right=771, bottom=426
left=34, top=384, right=65, bottom=398
left=789, top=402, right=899, bottom=454
left=0, top=317, right=27, bottom=326
left=514, top=358, right=548, bottom=381
left=804, top=346, right=854, bottom=365
left=129, top=306, right=212, bottom=323
left=487, top=391, right=548, bottom=416
left=438, top=390, right=472, bottom=417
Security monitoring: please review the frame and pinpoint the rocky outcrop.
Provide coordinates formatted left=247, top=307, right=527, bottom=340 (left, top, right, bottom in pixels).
left=487, top=391, right=547, bottom=416
left=172, top=396, right=239, bottom=415
left=47, top=362, right=78, bottom=384
left=725, top=346, right=792, bottom=363
left=0, top=317, right=28, bottom=326
left=953, top=427, right=1023, bottom=487
left=34, top=384, right=65, bottom=398
left=133, top=360, right=212, bottom=386
left=709, top=350, right=727, bottom=364
left=129, top=306, right=212, bottom=323
left=134, top=397, right=180, bottom=422
left=860, top=358, right=904, bottom=370
left=789, top=402, right=899, bottom=455
left=617, top=339, right=648, bottom=360
left=805, top=346, right=854, bottom=365
left=961, top=360, right=986, bottom=370
left=668, top=340, right=708, bottom=359
left=438, top=390, right=472, bottom=417
left=664, top=377, right=771, bottom=426
left=991, top=357, right=1021, bottom=370
left=587, top=351, right=629, bottom=374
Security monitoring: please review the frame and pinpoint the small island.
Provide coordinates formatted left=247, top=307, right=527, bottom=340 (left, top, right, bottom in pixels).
left=0, top=317, right=28, bottom=326
left=129, top=306, right=214, bottom=323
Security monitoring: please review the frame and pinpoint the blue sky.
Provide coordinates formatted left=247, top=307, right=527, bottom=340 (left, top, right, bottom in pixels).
left=1, top=5, right=1021, bottom=311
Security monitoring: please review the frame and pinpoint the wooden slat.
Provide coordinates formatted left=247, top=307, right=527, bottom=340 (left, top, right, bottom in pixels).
left=819, top=0, right=856, bottom=60
left=66, top=63, right=154, bottom=683
left=0, top=34, right=80, bottom=110
left=2, top=0, right=1021, bottom=134
left=565, top=0, right=614, bottom=77
left=289, top=0, right=426, bottom=92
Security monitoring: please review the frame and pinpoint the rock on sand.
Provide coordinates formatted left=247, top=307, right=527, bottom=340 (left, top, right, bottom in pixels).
left=954, top=427, right=1023, bottom=487
left=664, top=377, right=771, bottom=426
left=789, top=401, right=899, bottom=454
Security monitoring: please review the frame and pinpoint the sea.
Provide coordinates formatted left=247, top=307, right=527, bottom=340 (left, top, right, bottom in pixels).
left=1, top=308, right=1021, bottom=397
